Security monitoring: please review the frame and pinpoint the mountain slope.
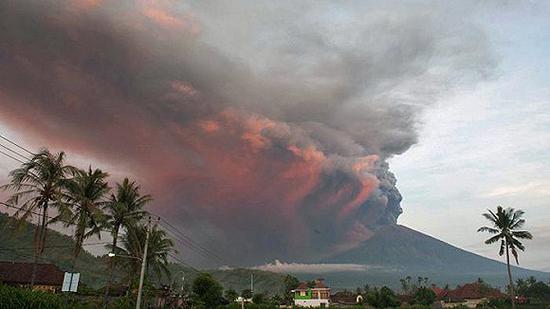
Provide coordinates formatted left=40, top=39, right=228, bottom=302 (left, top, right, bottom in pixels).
left=320, top=224, right=549, bottom=289
left=0, top=213, right=286, bottom=293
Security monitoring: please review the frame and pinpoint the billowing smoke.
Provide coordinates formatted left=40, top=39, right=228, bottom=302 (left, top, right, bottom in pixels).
left=0, top=0, right=494, bottom=265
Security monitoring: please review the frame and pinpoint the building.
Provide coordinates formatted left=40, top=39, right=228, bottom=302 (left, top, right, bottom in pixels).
left=435, top=282, right=505, bottom=308
left=0, top=261, right=64, bottom=293
left=331, top=291, right=364, bottom=306
left=292, top=279, right=331, bottom=307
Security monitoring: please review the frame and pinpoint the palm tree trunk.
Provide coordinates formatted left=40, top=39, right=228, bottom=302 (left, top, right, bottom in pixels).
left=30, top=202, right=48, bottom=288
left=506, top=240, right=516, bottom=309
left=103, top=225, right=120, bottom=309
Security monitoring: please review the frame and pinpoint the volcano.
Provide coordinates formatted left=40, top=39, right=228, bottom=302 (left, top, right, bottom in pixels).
left=309, top=225, right=550, bottom=289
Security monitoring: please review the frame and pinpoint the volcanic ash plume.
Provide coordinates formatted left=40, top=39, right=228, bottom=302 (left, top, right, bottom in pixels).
left=0, top=0, right=495, bottom=264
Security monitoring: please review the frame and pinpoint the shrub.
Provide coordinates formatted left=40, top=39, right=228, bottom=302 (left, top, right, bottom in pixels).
left=0, top=284, right=64, bottom=308
left=366, top=286, right=401, bottom=308
left=413, top=286, right=436, bottom=305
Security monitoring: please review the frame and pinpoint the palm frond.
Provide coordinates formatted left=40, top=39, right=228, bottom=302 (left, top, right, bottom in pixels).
left=512, top=230, right=533, bottom=240
left=484, top=234, right=502, bottom=245
left=477, top=226, right=500, bottom=234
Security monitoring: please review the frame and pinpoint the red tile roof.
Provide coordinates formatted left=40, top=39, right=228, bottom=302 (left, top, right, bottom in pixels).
left=314, top=279, right=328, bottom=289
left=294, top=279, right=330, bottom=291
left=0, top=261, right=64, bottom=286
left=295, top=282, right=309, bottom=291
left=446, top=283, right=505, bottom=300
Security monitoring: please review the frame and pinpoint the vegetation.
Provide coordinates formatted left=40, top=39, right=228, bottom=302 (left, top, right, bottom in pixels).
left=516, top=277, right=550, bottom=302
left=58, top=167, right=110, bottom=261
left=412, top=286, right=436, bottom=305
left=366, top=286, right=401, bottom=308
left=478, top=206, right=533, bottom=309
left=102, top=177, right=151, bottom=305
left=191, top=272, right=224, bottom=308
left=1, top=149, right=75, bottom=286
left=1, top=147, right=176, bottom=309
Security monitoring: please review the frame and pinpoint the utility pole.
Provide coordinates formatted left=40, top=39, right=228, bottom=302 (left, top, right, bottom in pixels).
left=251, top=273, right=254, bottom=295
left=136, top=216, right=152, bottom=309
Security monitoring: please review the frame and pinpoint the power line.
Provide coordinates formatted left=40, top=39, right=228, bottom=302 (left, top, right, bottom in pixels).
left=156, top=217, right=225, bottom=263
left=0, top=241, right=111, bottom=251
left=0, top=149, right=25, bottom=164
left=0, top=134, right=213, bottom=270
left=0, top=143, right=30, bottom=161
left=0, top=133, right=34, bottom=156
left=157, top=221, right=223, bottom=264
left=167, top=251, right=200, bottom=274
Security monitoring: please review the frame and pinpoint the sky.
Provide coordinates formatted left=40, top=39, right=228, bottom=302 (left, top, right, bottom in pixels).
left=393, top=2, right=550, bottom=271
left=0, top=0, right=548, bottom=271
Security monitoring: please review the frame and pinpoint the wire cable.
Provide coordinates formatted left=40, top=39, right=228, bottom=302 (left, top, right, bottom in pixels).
left=0, top=133, right=34, bottom=156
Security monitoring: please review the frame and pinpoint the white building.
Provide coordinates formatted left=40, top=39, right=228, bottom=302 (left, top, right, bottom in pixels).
left=292, top=279, right=331, bottom=307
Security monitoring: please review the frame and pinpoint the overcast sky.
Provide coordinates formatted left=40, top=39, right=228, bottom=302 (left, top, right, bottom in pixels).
left=393, top=2, right=550, bottom=271
left=0, top=0, right=548, bottom=271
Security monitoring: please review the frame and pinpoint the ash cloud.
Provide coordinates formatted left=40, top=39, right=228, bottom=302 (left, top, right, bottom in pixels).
left=0, top=0, right=495, bottom=265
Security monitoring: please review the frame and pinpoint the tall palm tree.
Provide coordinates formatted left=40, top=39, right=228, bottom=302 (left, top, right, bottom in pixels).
left=114, top=224, right=174, bottom=284
left=478, top=206, right=533, bottom=309
left=102, top=178, right=151, bottom=307
left=57, top=167, right=110, bottom=260
left=1, top=148, right=75, bottom=287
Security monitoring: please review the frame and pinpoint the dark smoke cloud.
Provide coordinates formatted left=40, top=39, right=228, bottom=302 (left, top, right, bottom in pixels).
left=0, top=0, right=495, bottom=265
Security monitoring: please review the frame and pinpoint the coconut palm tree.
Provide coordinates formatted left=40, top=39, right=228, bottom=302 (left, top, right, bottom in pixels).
left=478, top=206, right=533, bottom=309
left=57, top=167, right=110, bottom=260
left=1, top=148, right=75, bottom=286
left=115, top=224, right=175, bottom=284
left=102, top=178, right=151, bottom=307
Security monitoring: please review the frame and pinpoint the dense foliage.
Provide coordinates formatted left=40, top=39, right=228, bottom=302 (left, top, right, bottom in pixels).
left=191, top=272, right=224, bottom=308
left=366, top=286, right=401, bottom=308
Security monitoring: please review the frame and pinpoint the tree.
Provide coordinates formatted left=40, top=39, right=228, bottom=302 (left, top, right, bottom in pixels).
left=103, top=178, right=151, bottom=307
left=478, top=206, right=533, bottom=309
left=241, top=288, right=253, bottom=299
left=283, top=274, right=299, bottom=304
left=1, top=149, right=75, bottom=287
left=225, top=288, right=239, bottom=303
left=116, top=224, right=174, bottom=283
left=192, top=273, right=223, bottom=308
left=252, top=292, right=267, bottom=304
left=366, top=286, right=400, bottom=308
left=413, top=286, right=436, bottom=305
left=57, top=167, right=109, bottom=261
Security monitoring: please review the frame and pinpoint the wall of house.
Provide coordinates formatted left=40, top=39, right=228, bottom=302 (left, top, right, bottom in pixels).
left=295, top=298, right=330, bottom=307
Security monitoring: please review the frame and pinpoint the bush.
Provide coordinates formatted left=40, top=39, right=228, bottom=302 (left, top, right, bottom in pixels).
left=0, top=284, right=65, bottom=308
left=413, top=286, right=436, bottom=305
left=366, top=286, right=401, bottom=308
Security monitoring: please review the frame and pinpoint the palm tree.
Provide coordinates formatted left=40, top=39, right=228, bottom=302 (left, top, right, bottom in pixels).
left=114, top=224, right=174, bottom=284
left=57, top=167, right=110, bottom=261
left=1, top=148, right=75, bottom=287
left=478, top=206, right=533, bottom=309
left=102, top=178, right=151, bottom=307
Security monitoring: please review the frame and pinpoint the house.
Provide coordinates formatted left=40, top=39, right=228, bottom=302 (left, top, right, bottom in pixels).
left=436, top=282, right=505, bottom=308
left=331, top=291, right=363, bottom=306
left=0, top=261, right=64, bottom=293
left=292, top=279, right=331, bottom=307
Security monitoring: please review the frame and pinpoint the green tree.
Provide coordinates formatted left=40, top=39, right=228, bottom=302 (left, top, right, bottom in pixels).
left=283, top=274, right=299, bottom=304
left=57, top=167, right=109, bottom=261
left=192, top=273, right=223, bottom=308
left=253, top=292, right=267, bottom=304
left=413, top=286, right=436, bottom=305
left=114, top=224, right=174, bottom=286
left=366, top=286, right=400, bottom=308
left=242, top=288, right=253, bottom=299
left=1, top=148, right=75, bottom=286
left=103, top=178, right=151, bottom=307
left=478, top=206, right=533, bottom=309
left=225, top=288, right=239, bottom=303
